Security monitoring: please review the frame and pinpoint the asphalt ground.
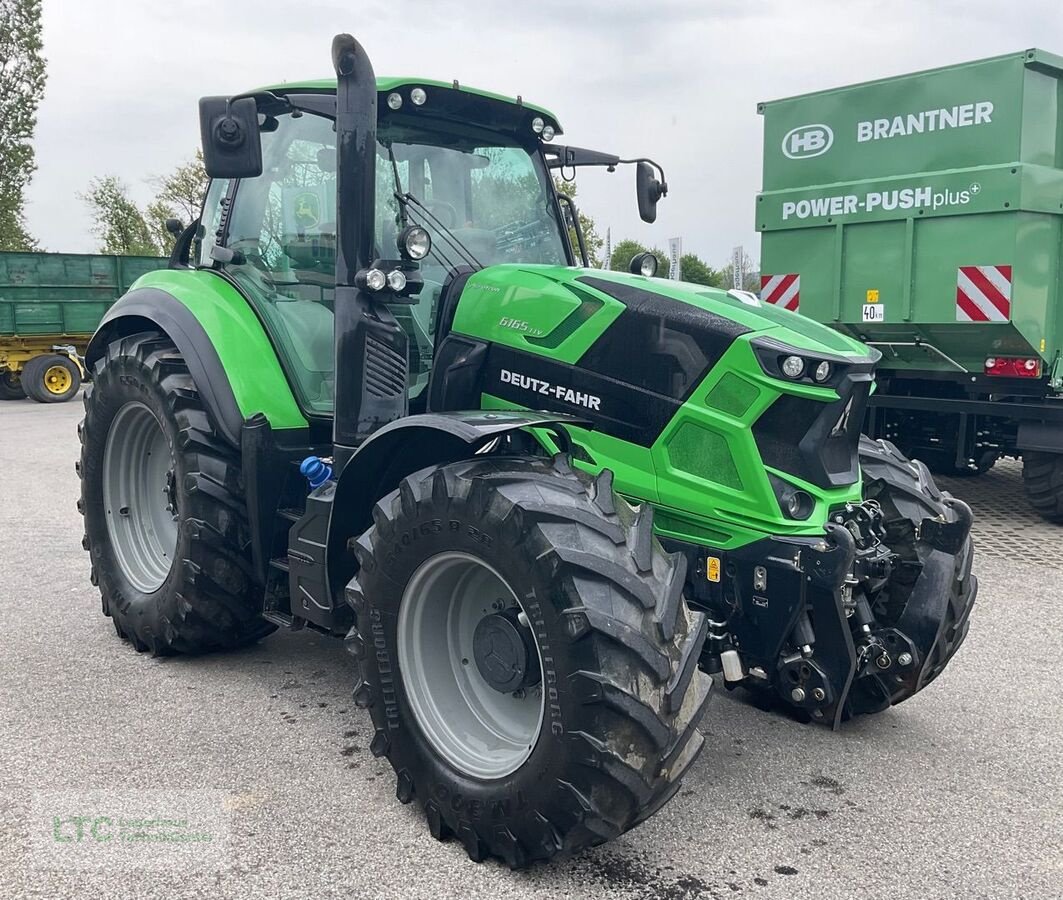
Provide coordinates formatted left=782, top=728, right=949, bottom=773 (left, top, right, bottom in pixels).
left=1, top=396, right=1060, bottom=899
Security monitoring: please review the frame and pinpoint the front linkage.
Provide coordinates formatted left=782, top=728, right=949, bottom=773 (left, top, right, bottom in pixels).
left=675, top=438, right=976, bottom=727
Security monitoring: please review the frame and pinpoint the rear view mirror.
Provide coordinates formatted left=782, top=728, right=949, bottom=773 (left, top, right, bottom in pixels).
left=198, top=96, right=263, bottom=179
left=636, top=161, right=666, bottom=224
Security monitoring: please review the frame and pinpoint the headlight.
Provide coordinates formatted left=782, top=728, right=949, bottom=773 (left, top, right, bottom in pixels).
left=386, top=92, right=402, bottom=110
left=398, top=225, right=432, bottom=261
left=541, top=125, right=555, bottom=141
left=531, top=116, right=545, bottom=134
left=629, top=251, right=658, bottom=277
left=781, top=355, right=805, bottom=378
left=814, top=361, right=831, bottom=382
left=410, top=87, right=427, bottom=106
left=786, top=490, right=814, bottom=519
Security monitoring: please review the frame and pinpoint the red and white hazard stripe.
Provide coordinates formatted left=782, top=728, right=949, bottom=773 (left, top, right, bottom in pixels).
left=760, top=273, right=800, bottom=312
left=956, top=265, right=1011, bottom=322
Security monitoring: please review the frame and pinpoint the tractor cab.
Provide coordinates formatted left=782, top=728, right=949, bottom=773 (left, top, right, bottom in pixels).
left=195, top=79, right=660, bottom=420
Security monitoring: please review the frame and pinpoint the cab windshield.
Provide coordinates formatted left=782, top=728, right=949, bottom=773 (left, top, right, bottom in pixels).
left=216, top=108, right=568, bottom=413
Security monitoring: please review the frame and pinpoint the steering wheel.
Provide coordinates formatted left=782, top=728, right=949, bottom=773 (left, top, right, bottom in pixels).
left=427, top=200, right=459, bottom=229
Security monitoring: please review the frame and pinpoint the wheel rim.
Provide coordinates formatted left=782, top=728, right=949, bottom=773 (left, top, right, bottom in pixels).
left=102, top=402, right=179, bottom=593
left=397, top=552, right=545, bottom=780
left=43, top=364, right=72, bottom=395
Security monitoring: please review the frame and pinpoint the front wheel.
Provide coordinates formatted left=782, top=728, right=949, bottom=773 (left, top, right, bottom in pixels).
left=345, top=456, right=711, bottom=867
left=852, top=437, right=977, bottom=714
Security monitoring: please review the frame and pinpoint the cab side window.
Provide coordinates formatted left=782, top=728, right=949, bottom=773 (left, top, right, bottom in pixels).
left=223, top=112, right=339, bottom=414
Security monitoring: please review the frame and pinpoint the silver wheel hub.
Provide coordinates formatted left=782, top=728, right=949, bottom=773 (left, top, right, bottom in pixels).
left=102, top=402, right=179, bottom=594
left=397, top=552, right=545, bottom=780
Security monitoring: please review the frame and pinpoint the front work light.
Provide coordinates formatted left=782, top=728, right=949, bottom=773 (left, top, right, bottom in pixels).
left=398, top=225, right=432, bottom=260
left=364, top=269, right=387, bottom=292
left=386, top=92, right=402, bottom=110
left=410, top=87, right=427, bottom=106
left=541, top=125, right=555, bottom=141
left=531, top=116, right=545, bottom=133
left=386, top=269, right=407, bottom=292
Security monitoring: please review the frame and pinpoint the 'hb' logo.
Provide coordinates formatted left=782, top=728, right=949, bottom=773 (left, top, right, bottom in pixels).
left=781, top=124, right=834, bottom=159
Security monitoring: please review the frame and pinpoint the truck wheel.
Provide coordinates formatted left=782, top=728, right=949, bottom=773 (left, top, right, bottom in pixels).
left=919, top=447, right=997, bottom=478
left=0, top=371, right=25, bottom=400
left=345, top=456, right=711, bottom=867
left=1022, top=451, right=1063, bottom=523
left=22, top=353, right=82, bottom=403
left=78, top=331, right=275, bottom=654
left=852, top=437, right=977, bottom=714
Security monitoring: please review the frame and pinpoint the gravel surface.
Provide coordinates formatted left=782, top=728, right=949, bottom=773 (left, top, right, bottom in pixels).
left=1, top=397, right=1060, bottom=899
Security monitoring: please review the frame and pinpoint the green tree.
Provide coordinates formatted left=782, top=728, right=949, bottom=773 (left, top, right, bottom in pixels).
left=80, top=176, right=158, bottom=256
left=553, top=177, right=603, bottom=267
left=145, top=150, right=208, bottom=251
left=678, top=253, right=724, bottom=287
left=608, top=239, right=668, bottom=277
left=0, top=0, right=46, bottom=250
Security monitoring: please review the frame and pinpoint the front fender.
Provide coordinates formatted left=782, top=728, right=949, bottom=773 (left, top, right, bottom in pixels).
left=325, top=410, right=588, bottom=597
left=87, top=269, right=306, bottom=446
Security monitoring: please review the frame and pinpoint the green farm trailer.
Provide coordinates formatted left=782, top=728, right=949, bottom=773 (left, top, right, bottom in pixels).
left=0, top=251, right=167, bottom=402
left=757, top=49, right=1063, bottom=521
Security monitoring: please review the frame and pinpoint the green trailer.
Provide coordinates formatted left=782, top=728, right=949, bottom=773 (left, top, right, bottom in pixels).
left=0, top=251, right=168, bottom=402
left=757, top=48, right=1063, bottom=521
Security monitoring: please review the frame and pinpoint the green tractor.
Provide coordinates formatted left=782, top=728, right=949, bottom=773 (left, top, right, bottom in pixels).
left=78, top=34, right=976, bottom=867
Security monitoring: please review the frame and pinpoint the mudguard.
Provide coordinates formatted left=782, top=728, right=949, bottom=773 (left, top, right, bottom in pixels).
left=324, top=410, right=588, bottom=597
left=86, top=270, right=306, bottom=446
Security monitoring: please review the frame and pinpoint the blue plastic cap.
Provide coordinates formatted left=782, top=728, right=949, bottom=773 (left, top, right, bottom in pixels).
left=300, top=455, right=333, bottom=489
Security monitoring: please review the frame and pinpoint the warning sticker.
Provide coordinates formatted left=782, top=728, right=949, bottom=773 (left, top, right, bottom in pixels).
left=862, top=304, right=885, bottom=323
left=706, top=557, right=721, bottom=583
left=866, top=289, right=880, bottom=303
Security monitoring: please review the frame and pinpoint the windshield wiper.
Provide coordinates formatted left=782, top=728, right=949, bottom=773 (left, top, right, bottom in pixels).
left=399, top=191, right=482, bottom=270
left=382, top=142, right=482, bottom=270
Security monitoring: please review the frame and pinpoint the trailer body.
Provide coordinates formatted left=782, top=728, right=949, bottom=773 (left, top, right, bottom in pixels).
left=757, top=49, right=1063, bottom=482
left=0, top=251, right=167, bottom=401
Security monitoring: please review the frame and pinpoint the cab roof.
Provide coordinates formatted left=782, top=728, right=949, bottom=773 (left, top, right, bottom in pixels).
left=254, top=76, right=562, bottom=131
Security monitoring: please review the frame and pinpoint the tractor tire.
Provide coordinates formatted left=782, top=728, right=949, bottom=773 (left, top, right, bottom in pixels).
left=851, top=437, right=978, bottom=715
left=22, top=353, right=82, bottom=403
left=1021, top=451, right=1063, bottom=523
left=0, top=370, right=25, bottom=400
left=345, top=455, right=711, bottom=868
left=78, top=330, right=275, bottom=654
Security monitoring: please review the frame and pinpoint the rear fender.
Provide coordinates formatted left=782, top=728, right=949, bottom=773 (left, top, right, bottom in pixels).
left=86, top=270, right=306, bottom=446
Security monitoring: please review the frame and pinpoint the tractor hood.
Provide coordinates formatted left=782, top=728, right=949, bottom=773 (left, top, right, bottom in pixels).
left=449, top=264, right=876, bottom=363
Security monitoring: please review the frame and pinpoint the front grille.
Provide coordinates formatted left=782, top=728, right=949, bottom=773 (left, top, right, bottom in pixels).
left=753, top=377, right=871, bottom=488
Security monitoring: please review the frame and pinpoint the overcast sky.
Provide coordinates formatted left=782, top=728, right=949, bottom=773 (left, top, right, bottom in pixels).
left=26, top=0, right=1063, bottom=266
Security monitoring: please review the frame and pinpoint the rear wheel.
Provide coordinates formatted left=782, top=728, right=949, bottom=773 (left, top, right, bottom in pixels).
left=1021, top=451, right=1063, bottom=523
left=0, top=370, right=25, bottom=400
left=919, top=447, right=998, bottom=478
left=346, top=456, right=712, bottom=867
left=22, top=353, right=82, bottom=403
left=79, top=331, right=274, bottom=653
